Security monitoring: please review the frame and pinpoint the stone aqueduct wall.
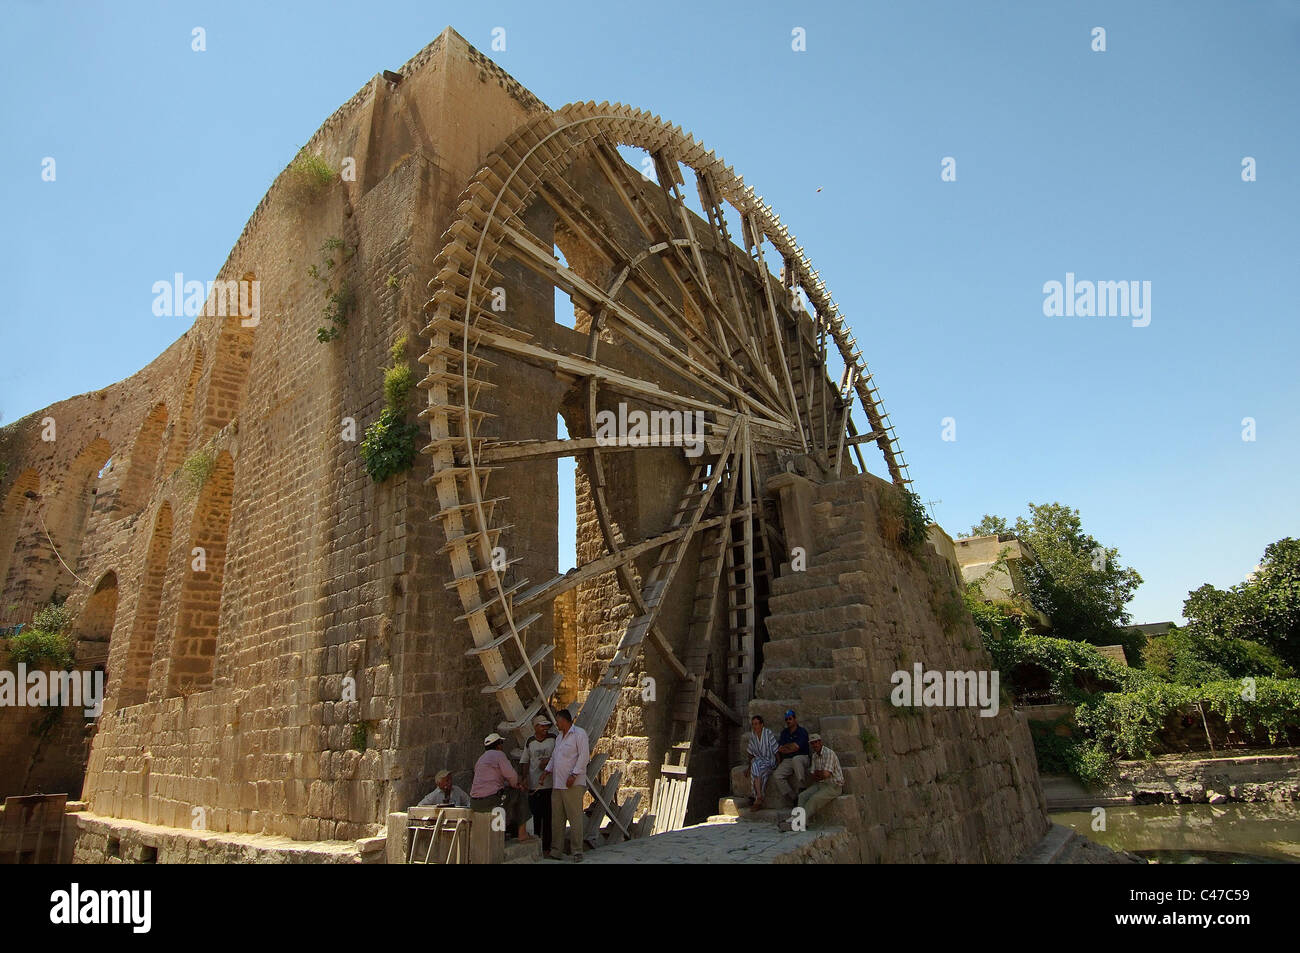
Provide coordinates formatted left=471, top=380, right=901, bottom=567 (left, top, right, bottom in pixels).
left=0, top=30, right=558, bottom=841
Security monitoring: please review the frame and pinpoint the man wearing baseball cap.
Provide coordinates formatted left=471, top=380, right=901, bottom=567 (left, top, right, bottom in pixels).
left=770, top=709, right=811, bottom=804
left=470, top=732, right=532, bottom=842
left=417, top=768, right=469, bottom=808
left=521, top=715, right=556, bottom=853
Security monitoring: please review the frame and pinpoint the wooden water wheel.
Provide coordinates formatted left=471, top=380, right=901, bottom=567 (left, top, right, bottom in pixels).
left=419, top=102, right=910, bottom=843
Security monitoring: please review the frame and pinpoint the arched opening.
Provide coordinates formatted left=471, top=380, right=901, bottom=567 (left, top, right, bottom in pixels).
left=200, top=290, right=255, bottom=439
left=164, top=346, right=204, bottom=475
left=18, top=439, right=112, bottom=611
left=119, top=404, right=168, bottom=515
left=168, top=451, right=234, bottom=695
left=119, top=504, right=172, bottom=707
left=0, top=469, right=41, bottom=612
left=76, top=571, right=118, bottom=671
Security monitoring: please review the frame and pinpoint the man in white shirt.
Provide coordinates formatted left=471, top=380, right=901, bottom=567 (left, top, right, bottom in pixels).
left=542, top=708, right=589, bottom=862
left=521, top=715, right=556, bottom=853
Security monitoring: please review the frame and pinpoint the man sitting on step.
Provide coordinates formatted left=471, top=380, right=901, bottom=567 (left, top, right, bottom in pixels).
left=470, top=732, right=533, bottom=843
left=787, top=733, right=844, bottom=829
left=770, top=709, right=812, bottom=804
left=417, top=769, right=469, bottom=808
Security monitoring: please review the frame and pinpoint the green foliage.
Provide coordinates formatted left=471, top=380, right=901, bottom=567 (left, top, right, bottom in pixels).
left=309, top=238, right=355, bottom=343
left=979, top=502, right=1143, bottom=649
left=1183, top=537, right=1300, bottom=671
left=1143, top=627, right=1292, bottom=686
left=1027, top=717, right=1115, bottom=788
left=359, top=408, right=419, bottom=483
left=967, top=514, right=1009, bottom=537
left=386, top=273, right=400, bottom=289
left=1074, top=678, right=1300, bottom=760
left=383, top=337, right=413, bottom=408
left=316, top=283, right=355, bottom=343
left=983, top=629, right=1144, bottom=704
left=350, top=722, right=369, bottom=752
left=900, top=490, right=930, bottom=549
left=6, top=628, right=74, bottom=670
left=383, top=363, right=413, bottom=408
left=182, top=448, right=216, bottom=492
left=287, top=153, right=337, bottom=198
left=963, top=583, right=1033, bottom=642
left=859, top=728, right=879, bottom=760
left=882, top=486, right=930, bottom=551
left=32, top=600, right=73, bottom=635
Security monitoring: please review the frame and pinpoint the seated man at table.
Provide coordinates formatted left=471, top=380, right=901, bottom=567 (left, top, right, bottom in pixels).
left=417, top=769, right=469, bottom=808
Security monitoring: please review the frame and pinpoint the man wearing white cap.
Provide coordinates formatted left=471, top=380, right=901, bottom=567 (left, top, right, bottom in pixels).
left=417, top=769, right=469, bottom=808
left=521, top=715, right=556, bottom=853
left=541, top=708, right=589, bottom=861
left=470, top=732, right=532, bottom=842
left=788, top=733, right=843, bottom=828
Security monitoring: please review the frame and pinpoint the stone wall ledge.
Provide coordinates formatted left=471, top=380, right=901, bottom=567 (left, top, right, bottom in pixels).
left=70, top=811, right=373, bottom=864
left=1043, top=750, right=1300, bottom=810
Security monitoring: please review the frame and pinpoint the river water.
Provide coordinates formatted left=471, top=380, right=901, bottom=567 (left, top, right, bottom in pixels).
left=1052, top=803, right=1300, bottom=863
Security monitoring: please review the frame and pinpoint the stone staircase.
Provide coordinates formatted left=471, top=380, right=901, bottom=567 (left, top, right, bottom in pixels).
left=719, top=473, right=1051, bottom=862
left=718, top=506, right=881, bottom=828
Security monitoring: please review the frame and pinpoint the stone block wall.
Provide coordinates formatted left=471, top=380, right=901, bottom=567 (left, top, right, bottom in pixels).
left=749, top=472, right=1050, bottom=863
left=0, top=29, right=555, bottom=848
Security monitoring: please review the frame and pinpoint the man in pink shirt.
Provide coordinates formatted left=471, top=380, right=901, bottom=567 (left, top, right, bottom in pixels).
left=470, top=732, right=532, bottom=842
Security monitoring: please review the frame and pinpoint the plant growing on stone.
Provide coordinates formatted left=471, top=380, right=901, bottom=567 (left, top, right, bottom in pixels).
left=360, top=336, right=420, bottom=483
left=6, top=628, right=74, bottom=670
left=6, top=601, right=76, bottom=670
left=183, top=447, right=217, bottom=493
left=287, top=152, right=337, bottom=202
left=879, top=485, right=929, bottom=552
left=310, top=238, right=356, bottom=343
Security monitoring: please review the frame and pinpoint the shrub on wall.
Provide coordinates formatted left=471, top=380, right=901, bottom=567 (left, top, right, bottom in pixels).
left=360, top=336, right=420, bottom=483
left=7, top=629, right=74, bottom=670
left=5, top=600, right=76, bottom=670
left=182, top=448, right=216, bottom=493
left=286, top=152, right=337, bottom=203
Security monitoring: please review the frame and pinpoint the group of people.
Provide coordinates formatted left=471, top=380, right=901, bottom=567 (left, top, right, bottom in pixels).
left=417, top=708, right=592, bottom=862
left=743, top=708, right=843, bottom=830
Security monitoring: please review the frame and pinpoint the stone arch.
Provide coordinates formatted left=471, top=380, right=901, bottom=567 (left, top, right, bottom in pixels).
left=5, top=440, right=111, bottom=615
left=200, top=278, right=256, bottom=439
left=0, top=469, right=41, bottom=606
left=164, top=345, right=204, bottom=474
left=168, top=451, right=234, bottom=695
left=76, top=570, right=118, bottom=670
left=119, top=504, right=172, bottom=707
left=119, top=403, right=168, bottom=515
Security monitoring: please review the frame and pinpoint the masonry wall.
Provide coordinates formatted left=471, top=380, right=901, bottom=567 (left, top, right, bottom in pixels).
left=0, top=30, right=552, bottom=843
left=749, top=473, right=1051, bottom=862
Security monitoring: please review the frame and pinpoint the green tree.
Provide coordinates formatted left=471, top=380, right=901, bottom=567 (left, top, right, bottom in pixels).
left=966, top=514, right=1009, bottom=537
left=1010, top=502, right=1143, bottom=650
left=1183, top=537, right=1300, bottom=670
left=1142, top=626, right=1292, bottom=685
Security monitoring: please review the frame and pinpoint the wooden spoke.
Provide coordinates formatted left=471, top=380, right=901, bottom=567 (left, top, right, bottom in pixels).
left=421, top=102, right=915, bottom=845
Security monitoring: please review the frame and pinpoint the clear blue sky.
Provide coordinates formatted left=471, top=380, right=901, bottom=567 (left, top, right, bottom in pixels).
left=2, top=1, right=1297, bottom=625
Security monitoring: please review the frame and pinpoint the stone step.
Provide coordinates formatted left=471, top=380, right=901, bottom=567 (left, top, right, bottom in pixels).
left=765, top=604, right=871, bottom=641
left=770, top=560, right=871, bottom=596
left=760, top=635, right=851, bottom=669
left=767, top=583, right=863, bottom=615
left=755, top=667, right=835, bottom=700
